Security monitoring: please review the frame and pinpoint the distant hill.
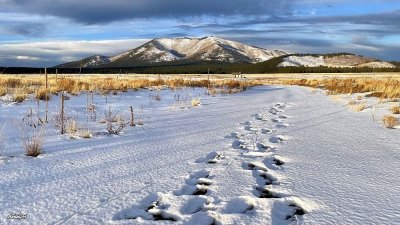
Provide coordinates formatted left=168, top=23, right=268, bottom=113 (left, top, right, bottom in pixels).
left=279, top=53, right=396, bottom=68
left=57, top=55, right=111, bottom=68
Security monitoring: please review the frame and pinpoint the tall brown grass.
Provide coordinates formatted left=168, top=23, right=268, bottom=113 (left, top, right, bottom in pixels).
left=15, top=116, right=46, bottom=157
left=0, top=75, right=259, bottom=102
left=390, top=106, right=400, bottom=114
left=276, top=77, right=400, bottom=99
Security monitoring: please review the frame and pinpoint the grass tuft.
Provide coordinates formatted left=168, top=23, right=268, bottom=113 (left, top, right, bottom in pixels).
left=383, top=115, right=399, bottom=129
left=390, top=106, right=400, bottom=114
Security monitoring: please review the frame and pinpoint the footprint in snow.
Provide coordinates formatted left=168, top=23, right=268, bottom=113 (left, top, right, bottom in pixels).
left=263, top=156, right=285, bottom=170
left=275, top=103, right=287, bottom=109
left=271, top=199, right=307, bottom=223
left=113, top=192, right=180, bottom=221
left=261, top=128, right=276, bottom=134
left=224, top=132, right=240, bottom=139
left=186, top=211, right=221, bottom=225
left=195, top=152, right=224, bottom=164
left=224, top=196, right=255, bottom=214
left=271, top=118, right=283, bottom=123
left=256, top=143, right=275, bottom=152
left=269, top=135, right=288, bottom=144
left=279, top=115, right=289, bottom=119
left=181, top=196, right=211, bottom=214
left=253, top=170, right=280, bottom=186
left=242, top=161, right=268, bottom=172
left=254, top=186, right=287, bottom=199
left=174, top=170, right=212, bottom=196
left=244, top=125, right=257, bottom=131
left=241, top=121, right=251, bottom=125
left=276, top=123, right=290, bottom=128
left=269, top=107, right=283, bottom=115
left=232, top=140, right=246, bottom=150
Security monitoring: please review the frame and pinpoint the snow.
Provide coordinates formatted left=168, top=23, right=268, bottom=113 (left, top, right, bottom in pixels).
left=280, top=55, right=325, bottom=67
left=0, top=86, right=400, bottom=224
left=83, top=55, right=111, bottom=67
left=358, top=61, right=396, bottom=68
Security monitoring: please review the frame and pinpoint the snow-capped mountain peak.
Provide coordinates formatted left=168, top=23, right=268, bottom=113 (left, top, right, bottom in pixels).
left=108, top=37, right=288, bottom=66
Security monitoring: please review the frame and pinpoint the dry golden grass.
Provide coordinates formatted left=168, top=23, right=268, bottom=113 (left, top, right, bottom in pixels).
left=350, top=103, right=366, bottom=112
left=274, top=77, right=400, bottom=99
left=35, top=88, right=51, bottom=100
left=12, top=92, right=27, bottom=103
left=79, top=129, right=93, bottom=138
left=347, top=100, right=358, bottom=105
left=0, top=87, right=6, bottom=96
left=390, top=106, right=400, bottom=114
left=0, top=75, right=259, bottom=102
left=383, top=115, right=399, bottom=129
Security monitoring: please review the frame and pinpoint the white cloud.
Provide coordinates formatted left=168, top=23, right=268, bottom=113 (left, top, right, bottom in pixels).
left=0, top=39, right=149, bottom=66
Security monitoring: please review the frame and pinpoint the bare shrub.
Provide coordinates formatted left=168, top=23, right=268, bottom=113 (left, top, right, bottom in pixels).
left=383, top=115, right=399, bottom=129
left=390, top=106, right=400, bottom=114
left=105, top=106, right=129, bottom=134
left=15, top=116, right=46, bottom=157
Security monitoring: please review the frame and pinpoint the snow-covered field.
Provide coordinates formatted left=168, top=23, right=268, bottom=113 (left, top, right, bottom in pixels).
left=0, top=86, right=399, bottom=224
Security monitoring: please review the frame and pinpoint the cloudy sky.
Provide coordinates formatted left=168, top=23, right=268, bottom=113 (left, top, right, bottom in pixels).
left=0, top=0, right=399, bottom=67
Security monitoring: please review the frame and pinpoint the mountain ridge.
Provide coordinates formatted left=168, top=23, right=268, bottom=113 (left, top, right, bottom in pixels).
left=56, top=36, right=287, bottom=68
left=55, top=37, right=396, bottom=69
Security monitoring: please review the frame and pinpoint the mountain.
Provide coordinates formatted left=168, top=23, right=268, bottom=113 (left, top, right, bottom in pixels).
left=55, top=37, right=396, bottom=69
left=279, top=54, right=396, bottom=68
left=56, top=37, right=287, bottom=68
left=57, top=55, right=111, bottom=68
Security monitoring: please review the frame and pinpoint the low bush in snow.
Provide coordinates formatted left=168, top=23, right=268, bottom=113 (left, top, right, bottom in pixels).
left=35, top=88, right=51, bottom=101
left=383, top=115, right=399, bottom=129
left=390, top=106, right=400, bottom=114
left=350, top=103, right=366, bottom=112
left=66, top=119, right=79, bottom=134
left=105, top=106, right=129, bottom=134
left=191, top=98, right=201, bottom=107
left=15, top=117, right=46, bottom=157
left=12, top=93, right=27, bottom=103
left=79, top=129, right=93, bottom=138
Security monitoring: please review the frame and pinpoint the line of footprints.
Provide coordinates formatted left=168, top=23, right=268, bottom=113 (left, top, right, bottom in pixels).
left=114, top=103, right=307, bottom=224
